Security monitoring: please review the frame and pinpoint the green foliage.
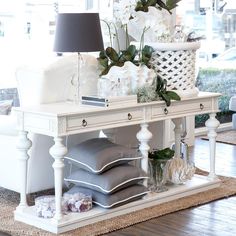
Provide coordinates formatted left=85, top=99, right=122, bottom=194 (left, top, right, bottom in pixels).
left=195, top=68, right=236, bottom=127
left=137, top=75, right=181, bottom=106
left=155, top=75, right=181, bottom=106
left=135, top=0, right=182, bottom=14
left=137, top=86, right=157, bottom=103
left=97, top=45, right=154, bottom=76
left=148, top=147, right=175, bottom=160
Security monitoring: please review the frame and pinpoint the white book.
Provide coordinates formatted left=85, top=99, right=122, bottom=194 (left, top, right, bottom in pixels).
left=81, top=99, right=137, bottom=107
left=81, top=95, right=137, bottom=103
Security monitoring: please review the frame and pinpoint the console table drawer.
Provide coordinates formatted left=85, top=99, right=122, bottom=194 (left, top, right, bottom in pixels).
left=152, top=99, right=212, bottom=118
left=67, top=108, right=143, bottom=131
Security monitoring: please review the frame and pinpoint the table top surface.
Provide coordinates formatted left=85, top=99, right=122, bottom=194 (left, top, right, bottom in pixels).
left=14, top=92, right=221, bottom=117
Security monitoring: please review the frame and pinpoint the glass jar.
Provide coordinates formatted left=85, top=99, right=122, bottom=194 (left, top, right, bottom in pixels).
left=148, top=158, right=169, bottom=193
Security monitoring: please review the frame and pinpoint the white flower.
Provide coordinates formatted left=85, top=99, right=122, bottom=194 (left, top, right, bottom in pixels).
left=114, top=0, right=137, bottom=25
left=128, top=6, right=172, bottom=42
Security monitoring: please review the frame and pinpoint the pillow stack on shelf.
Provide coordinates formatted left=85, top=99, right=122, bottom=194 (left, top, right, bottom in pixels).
left=64, top=138, right=149, bottom=208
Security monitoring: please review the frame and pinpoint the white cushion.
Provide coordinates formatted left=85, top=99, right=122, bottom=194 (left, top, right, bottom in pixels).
left=16, top=54, right=77, bottom=107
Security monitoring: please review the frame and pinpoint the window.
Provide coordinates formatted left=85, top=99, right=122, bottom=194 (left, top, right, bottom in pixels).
left=176, top=0, right=236, bottom=127
left=0, top=0, right=113, bottom=88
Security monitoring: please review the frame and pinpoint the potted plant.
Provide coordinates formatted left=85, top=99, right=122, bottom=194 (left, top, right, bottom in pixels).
left=113, top=0, right=202, bottom=98
left=148, top=147, right=174, bottom=192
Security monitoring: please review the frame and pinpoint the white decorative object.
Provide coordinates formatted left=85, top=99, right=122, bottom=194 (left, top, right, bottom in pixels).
left=167, top=118, right=195, bottom=185
left=128, top=6, right=172, bottom=42
left=167, top=157, right=195, bottom=185
left=63, top=192, right=92, bottom=213
left=146, top=42, right=200, bottom=98
left=35, top=195, right=67, bottom=219
left=97, top=61, right=156, bottom=97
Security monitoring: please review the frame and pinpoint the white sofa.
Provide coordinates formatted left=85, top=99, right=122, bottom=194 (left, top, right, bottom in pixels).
left=0, top=54, right=99, bottom=194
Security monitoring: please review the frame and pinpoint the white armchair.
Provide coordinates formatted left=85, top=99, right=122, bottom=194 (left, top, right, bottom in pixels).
left=0, top=54, right=99, bottom=194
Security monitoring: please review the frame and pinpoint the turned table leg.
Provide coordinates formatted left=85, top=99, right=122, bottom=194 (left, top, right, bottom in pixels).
left=205, top=113, right=220, bottom=180
left=16, top=131, right=32, bottom=211
left=172, top=118, right=183, bottom=158
left=136, top=123, right=153, bottom=186
left=49, top=137, right=67, bottom=221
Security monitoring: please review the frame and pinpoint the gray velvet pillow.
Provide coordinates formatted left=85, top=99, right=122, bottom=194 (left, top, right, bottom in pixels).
left=64, top=164, right=148, bottom=194
left=66, top=184, right=149, bottom=208
left=65, top=138, right=140, bottom=174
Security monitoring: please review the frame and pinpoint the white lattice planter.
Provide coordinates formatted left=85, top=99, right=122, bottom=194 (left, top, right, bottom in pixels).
left=149, top=42, right=201, bottom=98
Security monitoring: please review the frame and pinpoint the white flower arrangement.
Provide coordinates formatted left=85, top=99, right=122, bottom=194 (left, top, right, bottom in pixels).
left=113, top=0, right=182, bottom=43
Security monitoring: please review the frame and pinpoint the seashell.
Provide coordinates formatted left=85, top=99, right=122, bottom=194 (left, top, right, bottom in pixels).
left=98, top=61, right=156, bottom=97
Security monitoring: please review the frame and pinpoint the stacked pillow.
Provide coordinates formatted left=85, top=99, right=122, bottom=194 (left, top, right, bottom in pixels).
left=64, top=138, right=149, bottom=208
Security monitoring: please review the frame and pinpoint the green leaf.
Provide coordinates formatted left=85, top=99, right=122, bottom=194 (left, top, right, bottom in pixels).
left=146, top=0, right=157, bottom=7
left=120, top=45, right=138, bottom=62
left=114, top=61, right=125, bottom=67
left=166, top=91, right=181, bottom=101
left=156, top=75, right=164, bottom=91
left=156, top=0, right=172, bottom=13
left=148, top=147, right=174, bottom=160
left=161, top=93, right=171, bottom=106
left=142, top=45, right=154, bottom=55
left=99, top=50, right=107, bottom=59
left=97, top=58, right=108, bottom=68
left=135, top=1, right=144, bottom=11
left=166, top=0, right=182, bottom=11
left=141, top=45, right=154, bottom=65
left=127, top=45, right=137, bottom=57
left=105, top=47, right=119, bottom=62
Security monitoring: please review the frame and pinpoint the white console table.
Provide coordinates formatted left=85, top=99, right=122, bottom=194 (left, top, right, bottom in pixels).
left=14, top=92, right=221, bottom=234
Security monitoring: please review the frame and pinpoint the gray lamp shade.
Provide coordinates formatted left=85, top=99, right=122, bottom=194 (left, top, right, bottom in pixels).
left=53, top=13, right=104, bottom=53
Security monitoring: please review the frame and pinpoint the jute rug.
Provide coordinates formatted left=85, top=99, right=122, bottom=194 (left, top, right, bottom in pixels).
left=0, top=171, right=236, bottom=236
left=201, top=130, right=236, bottom=145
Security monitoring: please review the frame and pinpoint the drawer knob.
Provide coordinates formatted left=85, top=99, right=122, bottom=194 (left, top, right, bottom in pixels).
left=82, top=119, right=87, bottom=127
left=164, top=108, right=168, bottom=115
left=128, top=113, right=132, bottom=120
left=200, top=103, right=204, bottom=110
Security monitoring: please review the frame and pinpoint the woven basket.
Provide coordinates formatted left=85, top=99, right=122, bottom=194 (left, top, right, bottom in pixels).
left=149, top=42, right=201, bottom=98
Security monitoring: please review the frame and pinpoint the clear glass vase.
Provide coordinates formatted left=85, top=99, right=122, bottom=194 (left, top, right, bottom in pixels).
left=148, top=158, right=169, bottom=193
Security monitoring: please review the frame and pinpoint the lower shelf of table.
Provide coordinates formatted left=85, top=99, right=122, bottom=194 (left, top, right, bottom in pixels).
left=14, top=174, right=221, bottom=234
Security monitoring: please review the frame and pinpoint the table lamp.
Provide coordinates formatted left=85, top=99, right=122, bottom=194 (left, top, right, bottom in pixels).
left=53, top=13, right=104, bottom=103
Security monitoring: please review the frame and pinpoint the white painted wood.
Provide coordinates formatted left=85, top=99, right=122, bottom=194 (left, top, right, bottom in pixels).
left=14, top=175, right=220, bottom=234
left=172, top=118, right=183, bottom=158
left=205, top=113, right=220, bottom=180
left=136, top=123, right=153, bottom=185
left=16, top=131, right=32, bottom=211
left=13, top=92, right=221, bottom=233
left=49, top=137, right=68, bottom=220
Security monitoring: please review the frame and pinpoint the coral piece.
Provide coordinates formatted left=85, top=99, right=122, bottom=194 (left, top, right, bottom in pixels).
left=167, top=157, right=196, bottom=185
left=63, top=192, right=92, bottom=213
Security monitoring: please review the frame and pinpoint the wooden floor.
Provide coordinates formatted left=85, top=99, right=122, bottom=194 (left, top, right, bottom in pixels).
left=105, top=137, right=236, bottom=236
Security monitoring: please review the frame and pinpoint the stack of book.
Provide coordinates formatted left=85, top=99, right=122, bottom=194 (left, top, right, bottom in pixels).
left=81, top=95, right=137, bottom=107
